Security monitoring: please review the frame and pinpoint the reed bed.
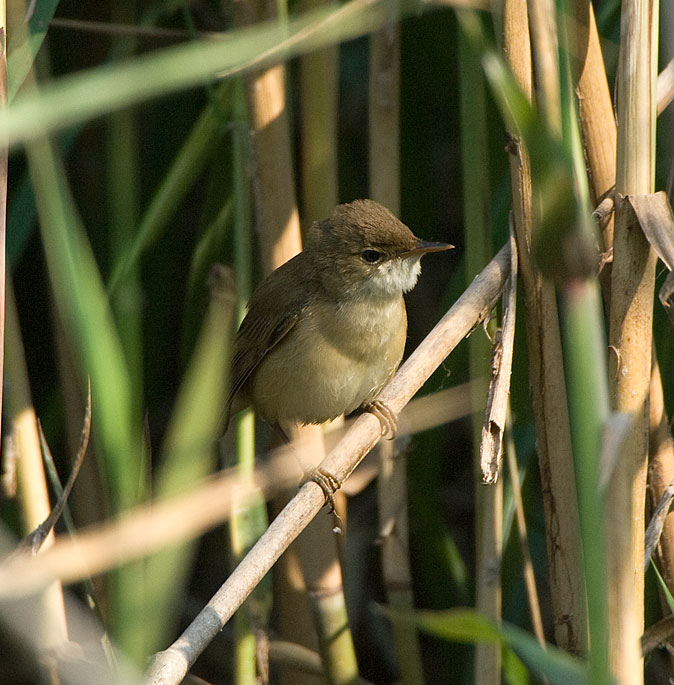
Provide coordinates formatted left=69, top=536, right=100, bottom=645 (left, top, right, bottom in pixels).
left=2, top=1, right=674, bottom=684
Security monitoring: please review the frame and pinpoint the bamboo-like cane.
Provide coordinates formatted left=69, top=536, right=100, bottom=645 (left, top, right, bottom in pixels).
left=4, top=277, right=69, bottom=673
left=235, top=1, right=359, bottom=678
left=500, top=0, right=586, bottom=653
left=297, top=7, right=358, bottom=683
left=605, top=0, right=658, bottom=681
left=572, top=0, right=617, bottom=253
left=0, top=0, right=7, bottom=442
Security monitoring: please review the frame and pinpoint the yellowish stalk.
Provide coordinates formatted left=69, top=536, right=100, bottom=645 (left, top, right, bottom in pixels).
left=501, top=0, right=586, bottom=653
left=606, top=0, right=658, bottom=680
left=237, top=3, right=358, bottom=677
left=5, top=276, right=69, bottom=665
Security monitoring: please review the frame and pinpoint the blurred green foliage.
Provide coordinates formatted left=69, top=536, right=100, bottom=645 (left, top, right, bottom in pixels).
left=3, top=0, right=674, bottom=683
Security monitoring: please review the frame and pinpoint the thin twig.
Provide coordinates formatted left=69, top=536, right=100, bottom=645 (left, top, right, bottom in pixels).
left=641, top=614, right=674, bottom=657
left=592, top=195, right=615, bottom=227
left=145, top=243, right=511, bottom=685
left=657, top=57, right=674, bottom=117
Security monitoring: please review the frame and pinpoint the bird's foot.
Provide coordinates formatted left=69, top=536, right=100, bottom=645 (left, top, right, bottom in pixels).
left=365, top=399, right=398, bottom=439
left=310, top=468, right=341, bottom=511
left=306, top=468, right=344, bottom=533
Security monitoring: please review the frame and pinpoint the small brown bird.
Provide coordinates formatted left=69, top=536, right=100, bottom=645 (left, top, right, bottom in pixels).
left=224, top=199, right=453, bottom=438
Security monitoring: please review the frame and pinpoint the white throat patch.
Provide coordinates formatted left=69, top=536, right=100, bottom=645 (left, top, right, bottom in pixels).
left=366, top=255, right=423, bottom=297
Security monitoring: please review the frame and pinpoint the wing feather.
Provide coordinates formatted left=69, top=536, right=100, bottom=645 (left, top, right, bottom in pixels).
left=224, top=254, right=312, bottom=426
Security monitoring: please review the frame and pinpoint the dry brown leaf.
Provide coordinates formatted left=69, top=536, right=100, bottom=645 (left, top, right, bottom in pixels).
left=627, top=192, right=674, bottom=327
left=480, top=227, right=518, bottom=483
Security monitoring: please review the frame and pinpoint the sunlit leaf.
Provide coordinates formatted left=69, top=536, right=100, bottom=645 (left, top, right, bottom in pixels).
left=386, top=607, right=587, bottom=684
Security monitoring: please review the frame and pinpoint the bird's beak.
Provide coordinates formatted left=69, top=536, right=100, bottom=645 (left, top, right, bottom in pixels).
left=401, top=239, right=454, bottom=257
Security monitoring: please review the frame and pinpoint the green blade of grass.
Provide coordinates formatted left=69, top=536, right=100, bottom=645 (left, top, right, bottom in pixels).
left=555, top=2, right=610, bottom=681
left=26, top=136, right=141, bottom=509
left=2, top=0, right=420, bottom=150
left=650, top=560, right=674, bottom=613
left=25, top=135, right=147, bottom=662
left=7, top=0, right=61, bottom=100
left=108, top=79, right=233, bottom=293
left=387, top=607, right=587, bottom=685
left=143, top=265, right=236, bottom=655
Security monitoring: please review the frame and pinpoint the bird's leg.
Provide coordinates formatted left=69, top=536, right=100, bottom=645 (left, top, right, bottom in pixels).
left=275, top=422, right=344, bottom=530
left=364, top=399, right=398, bottom=439
left=302, top=468, right=344, bottom=534
left=309, top=469, right=342, bottom=512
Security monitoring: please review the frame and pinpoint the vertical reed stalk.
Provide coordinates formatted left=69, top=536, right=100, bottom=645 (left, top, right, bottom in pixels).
left=291, top=422, right=359, bottom=685
left=527, top=0, right=561, bottom=132
left=556, top=0, right=613, bottom=679
left=246, top=61, right=303, bottom=271
left=234, top=1, right=358, bottom=679
left=298, top=16, right=358, bottom=685
left=230, top=79, right=270, bottom=685
left=607, top=0, right=658, bottom=680
left=233, top=1, right=305, bottom=678
left=369, top=20, right=400, bottom=215
left=500, top=0, right=586, bottom=653
left=291, top=19, right=340, bottom=685
left=557, top=278, right=610, bottom=685
left=369, top=17, right=424, bottom=685
left=458, top=20, right=501, bottom=684
left=0, top=0, right=7, bottom=431
left=572, top=0, right=617, bottom=251
left=233, top=0, right=302, bottom=273
left=230, top=1, right=303, bottom=678
left=4, top=277, right=69, bottom=662
left=300, top=0, right=338, bottom=219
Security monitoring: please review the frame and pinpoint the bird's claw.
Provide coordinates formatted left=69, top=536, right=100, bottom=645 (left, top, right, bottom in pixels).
left=310, top=468, right=341, bottom=510
left=307, top=468, right=344, bottom=533
left=365, top=399, right=398, bottom=439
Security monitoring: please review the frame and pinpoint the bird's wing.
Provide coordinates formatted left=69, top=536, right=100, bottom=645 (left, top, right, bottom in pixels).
left=224, top=256, right=311, bottom=426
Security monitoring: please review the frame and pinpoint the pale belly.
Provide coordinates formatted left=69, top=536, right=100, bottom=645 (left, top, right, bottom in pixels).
left=250, top=297, right=407, bottom=426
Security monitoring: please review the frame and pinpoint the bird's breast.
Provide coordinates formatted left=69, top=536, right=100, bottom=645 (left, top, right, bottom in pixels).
left=250, top=295, right=407, bottom=426
left=320, top=295, right=407, bottom=361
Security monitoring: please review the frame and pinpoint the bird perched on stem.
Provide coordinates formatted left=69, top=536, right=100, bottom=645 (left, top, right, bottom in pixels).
left=224, top=199, right=452, bottom=497
left=225, top=198, right=453, bottom=433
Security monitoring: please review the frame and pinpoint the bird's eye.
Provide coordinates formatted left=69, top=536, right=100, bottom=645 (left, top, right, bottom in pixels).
left=361, top=249, right=383, bottom=263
